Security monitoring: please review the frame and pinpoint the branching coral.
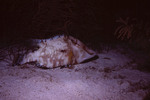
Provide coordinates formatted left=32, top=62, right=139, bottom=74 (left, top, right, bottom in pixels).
left=114, top=17, right=150, bottom=51
left=114, top=17, right=134, bottom=40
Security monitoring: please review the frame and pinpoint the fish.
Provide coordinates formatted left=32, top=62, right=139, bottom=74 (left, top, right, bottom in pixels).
left=19, top=35, right=97, bottom=68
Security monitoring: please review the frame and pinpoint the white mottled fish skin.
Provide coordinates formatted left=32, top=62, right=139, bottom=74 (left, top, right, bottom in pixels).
left=20, top=35, right=97, bottom=68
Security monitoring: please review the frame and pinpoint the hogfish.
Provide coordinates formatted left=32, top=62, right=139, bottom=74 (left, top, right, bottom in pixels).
left=20, top=35, right=97, bottom=68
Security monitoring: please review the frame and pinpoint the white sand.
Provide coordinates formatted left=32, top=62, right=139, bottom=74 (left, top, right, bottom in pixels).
left=0, top=49, right=150, bottom=100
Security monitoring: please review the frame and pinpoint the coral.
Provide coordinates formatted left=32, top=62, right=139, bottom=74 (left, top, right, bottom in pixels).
left=114, top=17, right=133, bottom=40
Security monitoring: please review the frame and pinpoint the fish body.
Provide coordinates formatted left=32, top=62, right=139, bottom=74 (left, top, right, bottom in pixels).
left=20, top=35, right=97, bottom=68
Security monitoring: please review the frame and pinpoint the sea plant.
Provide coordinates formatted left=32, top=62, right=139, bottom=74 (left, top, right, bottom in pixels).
left=114, top=17, right=150, bottom=51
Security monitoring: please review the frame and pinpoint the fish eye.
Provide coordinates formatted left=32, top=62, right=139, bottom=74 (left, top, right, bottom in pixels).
left=32, top=46, right=40, bottom=52
left=71, top=39, right=78, bottom=45
left=60, top=50, right=67, bottom=53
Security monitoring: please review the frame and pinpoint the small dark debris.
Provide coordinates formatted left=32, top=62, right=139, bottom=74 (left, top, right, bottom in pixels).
left=103, top=57, right=111, bottom=60
left=22, top=76, right=28, bottom=79
left=114, top=74, right=126, bottom=79
left=89, top=66, right=96, bottom=70
left=104, top=67, right=111, bottom=73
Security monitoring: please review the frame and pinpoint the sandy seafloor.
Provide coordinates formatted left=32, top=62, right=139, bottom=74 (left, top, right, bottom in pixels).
left=0, top=47, right=150, bottom=100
